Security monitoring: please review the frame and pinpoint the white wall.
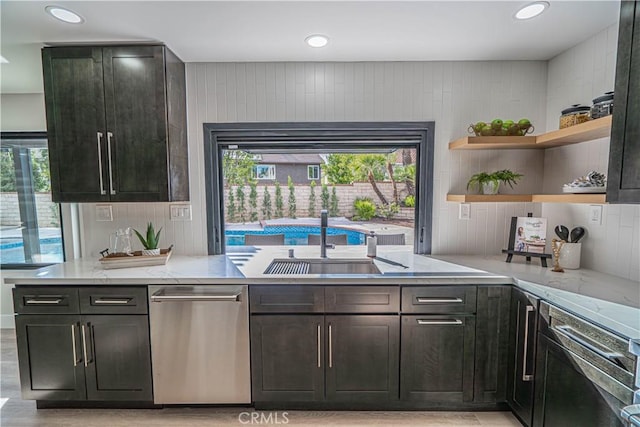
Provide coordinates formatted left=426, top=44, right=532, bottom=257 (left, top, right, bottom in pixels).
left=0, top=93, right=46, bottom=131
left=77, top=61, right=547, bottom=258
left=542, top=24, right=640, bottom=282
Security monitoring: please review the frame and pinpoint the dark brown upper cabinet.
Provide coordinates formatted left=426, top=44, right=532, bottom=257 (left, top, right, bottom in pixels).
left=608, top=0, right=640, bottom=204
left=42, top=45, right=189, bottom=203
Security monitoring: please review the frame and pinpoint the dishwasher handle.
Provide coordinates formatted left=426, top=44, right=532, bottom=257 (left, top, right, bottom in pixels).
left=151, top=290, right=242, bottom=303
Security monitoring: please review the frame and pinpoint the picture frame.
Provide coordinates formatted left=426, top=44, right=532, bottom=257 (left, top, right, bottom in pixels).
left=502, top=214, right=552, bottom=267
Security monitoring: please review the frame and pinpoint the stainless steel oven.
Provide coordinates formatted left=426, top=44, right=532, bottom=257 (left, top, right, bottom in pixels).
left=148, top=285, right=251, bottom=404
left=534, top=302, right=636, bottom=427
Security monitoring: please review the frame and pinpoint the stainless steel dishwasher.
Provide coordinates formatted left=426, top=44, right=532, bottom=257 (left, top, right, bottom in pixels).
left=149, top=285, right=251, bottom=404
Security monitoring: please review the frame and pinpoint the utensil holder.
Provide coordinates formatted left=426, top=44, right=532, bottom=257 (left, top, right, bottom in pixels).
left=554, top=242, right=582, bottom=269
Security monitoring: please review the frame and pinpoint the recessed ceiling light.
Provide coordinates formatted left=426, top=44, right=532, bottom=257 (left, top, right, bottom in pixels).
left=45, top=5, right=84, bottom=24
left=305, top=35, right=329, bottom=48
left=515, top=2, right=549, bottom=20
left=0, top=55, right=8, bottom=64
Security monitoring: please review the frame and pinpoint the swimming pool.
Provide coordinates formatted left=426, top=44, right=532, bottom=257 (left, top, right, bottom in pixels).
left=0, top=237, right=64, bottom=264
left=226, top=226, right=366, bottom=246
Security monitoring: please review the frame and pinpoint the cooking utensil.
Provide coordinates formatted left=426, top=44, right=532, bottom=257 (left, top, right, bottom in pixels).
left=570, top=227, right=585, bottom=243
left=554, top=225, right=569, bottom=241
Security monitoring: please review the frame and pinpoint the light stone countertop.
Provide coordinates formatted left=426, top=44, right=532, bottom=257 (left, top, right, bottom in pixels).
left=2, top=246, right=638, bottom=339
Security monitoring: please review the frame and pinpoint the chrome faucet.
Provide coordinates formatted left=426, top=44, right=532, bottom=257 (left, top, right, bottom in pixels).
left=320, top=209, right=334, bottom=258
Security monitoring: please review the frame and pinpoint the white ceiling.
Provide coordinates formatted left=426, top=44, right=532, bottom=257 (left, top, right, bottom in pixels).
left=0, top=1, right=620, bottom=94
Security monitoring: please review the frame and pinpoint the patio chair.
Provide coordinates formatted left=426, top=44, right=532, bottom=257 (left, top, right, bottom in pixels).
left=375, top=233, right=406, bottom=245
left=244, top=233, right=285, bottom=246
left=307, top=234, right=348, bottom=245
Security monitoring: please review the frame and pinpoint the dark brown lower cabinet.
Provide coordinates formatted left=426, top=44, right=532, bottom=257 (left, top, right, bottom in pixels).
left=15, top=314, right=152, bottom=401
left=506, top=289, right=540, bottom=426
left=325, top=315, right=399, bottom=402
left=250, top=315, right=325, bottom=402
left=15, top=315, right=86, bottom=400
left=400, top=315, right=476, bottom=403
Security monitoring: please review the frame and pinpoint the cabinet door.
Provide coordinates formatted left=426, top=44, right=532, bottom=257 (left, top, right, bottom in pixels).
left=14, top=315, right=86, bottom=400
left=475, top=286, right=511, bottom=404
left=532, top=335, right=626, bottom=427
left=608, top=0, right=640, bottom=203
left=83, top=315, right=153, bottom=401
left=401, top=315, right=475, bottom=403
left=102, top=46, right=169, bottom=202
left=326, top=315, right=399, bottom=402
left=507, top=290, right=539, bottom=426
left=42, top=47, right=109, bottom=202
left=251, top=315, right=324, bottom=402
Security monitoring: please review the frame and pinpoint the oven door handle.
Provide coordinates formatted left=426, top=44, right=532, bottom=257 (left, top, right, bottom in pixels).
left=555, top=325, right=625, bottom=365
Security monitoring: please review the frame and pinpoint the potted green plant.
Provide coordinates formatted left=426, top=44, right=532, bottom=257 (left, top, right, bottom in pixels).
left=134, top=222, right=162, bottom=256
left=467, top=169, right=523, bottom=195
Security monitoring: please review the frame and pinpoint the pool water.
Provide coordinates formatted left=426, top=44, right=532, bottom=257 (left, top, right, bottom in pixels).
left=0, top=237, right=64, bottom=264
left=226, top=226, right=365, bottom=246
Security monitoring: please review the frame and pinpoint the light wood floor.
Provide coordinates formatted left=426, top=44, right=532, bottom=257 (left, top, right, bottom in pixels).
left=0, top=329, right=522, bottom=426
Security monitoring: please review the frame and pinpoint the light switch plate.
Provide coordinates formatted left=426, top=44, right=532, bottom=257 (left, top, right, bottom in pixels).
left=589, top=205, right=603, bottom=225
left=95, top=205, right=113, bottom=221
left=170, top=203, right=192, bottom=221
left=459, top=203, right=470, bottom=220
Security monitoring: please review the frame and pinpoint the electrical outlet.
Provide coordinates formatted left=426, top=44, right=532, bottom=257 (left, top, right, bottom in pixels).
left=170, top=204, right=192, bottom=221
left=589, top=205, right=603, bottom=225
left=95, top=205, right=113, bottom=221
left=459, top=203, right=470, bottom=220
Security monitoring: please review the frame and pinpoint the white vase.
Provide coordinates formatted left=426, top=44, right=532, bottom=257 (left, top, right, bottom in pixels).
left=553, top=242, right=582, bottom=269
left=481, top=181, right=500, bottom=195
left=141, top=248, right=160, bottom=256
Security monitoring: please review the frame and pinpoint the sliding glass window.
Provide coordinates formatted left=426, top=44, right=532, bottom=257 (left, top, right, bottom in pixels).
left=0, top=132, right=64, bottom=267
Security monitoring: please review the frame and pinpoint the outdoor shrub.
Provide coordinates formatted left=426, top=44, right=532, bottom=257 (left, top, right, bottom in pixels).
left=308, top=180, right=317, bottom=217
left=378, top=202, right=400, bottom=220
left=321, top=184, right=330, bottom=210
left=329, top=186, right=339, bottom=217
left=287, top=176, right=297, bottom=219
left=262, top=186, right=272, bottom=220
left=227, top=188, right=236, bottom=222
left=403, top=195, right=415, bottom=207
left=353, top=198, right=376, bottom=221
left=236, top=186, right=246, bottom=222
left=275, top=182, right=283, bottom=218
left=249, top=181, right=258, bottom=222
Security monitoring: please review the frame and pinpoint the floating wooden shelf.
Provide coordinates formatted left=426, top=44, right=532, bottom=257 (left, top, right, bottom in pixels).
left=447, top=194, right=607, bottom=204
left=531, top=193, right=607, bottom=204
left=449, top=116, right=612, bottom=150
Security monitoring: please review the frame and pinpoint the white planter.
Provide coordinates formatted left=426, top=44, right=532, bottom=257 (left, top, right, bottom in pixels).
left=481, top=181, right=500, bottom=195
left=553, top=242, right=582, bottom=269
left=141, top=248, right=160, bottom=256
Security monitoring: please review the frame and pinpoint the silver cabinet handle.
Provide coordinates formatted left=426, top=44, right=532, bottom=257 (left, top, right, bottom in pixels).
left=417, top=319, right=463, bottom=325
left=317, top=324, right=321, bottom=368
left=151, top=293, right=241, bottom=302
left=96, top=132, right=106, bottom=195
left=106, top=131, right=115, bottom=195
left=71, top=324, right=78, bottom=367
left=93, top=299, right=131, bottom=304
left=555, top=325, right=625, bottom=364
left=25, top=299, right=62, bottom=305
left=328, top=323, right=333, bottom=368
left=522, top=305, right=535, bottom=381
left=416, top=297, right=463, bottom=304
left=81, top=324, right=89, bottom=367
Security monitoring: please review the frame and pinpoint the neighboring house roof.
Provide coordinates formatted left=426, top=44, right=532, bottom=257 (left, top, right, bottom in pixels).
left=257, top=153, right=324, bottom=164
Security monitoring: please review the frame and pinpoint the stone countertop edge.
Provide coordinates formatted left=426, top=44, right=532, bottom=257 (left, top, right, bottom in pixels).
left=2, top=247, right=638, bottom=340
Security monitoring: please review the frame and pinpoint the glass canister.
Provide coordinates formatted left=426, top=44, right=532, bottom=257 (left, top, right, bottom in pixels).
left=559, top=104, right=591, bottom=129
left=590, top=91, right=614, bottom=119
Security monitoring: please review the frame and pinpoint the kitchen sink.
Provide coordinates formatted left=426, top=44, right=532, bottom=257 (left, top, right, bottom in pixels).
left=264, top=258, right=381, bottom=275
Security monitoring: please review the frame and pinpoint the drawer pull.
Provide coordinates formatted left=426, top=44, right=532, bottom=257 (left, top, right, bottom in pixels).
left=555, top=325, right=625, bottom=366
left=416, top=297, right=463, bottom=304
left=25, top=299, right=62, bottom=305
left=417, top=319, right=463, bottom=325
left=93, top=299, right=131, bottom=304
